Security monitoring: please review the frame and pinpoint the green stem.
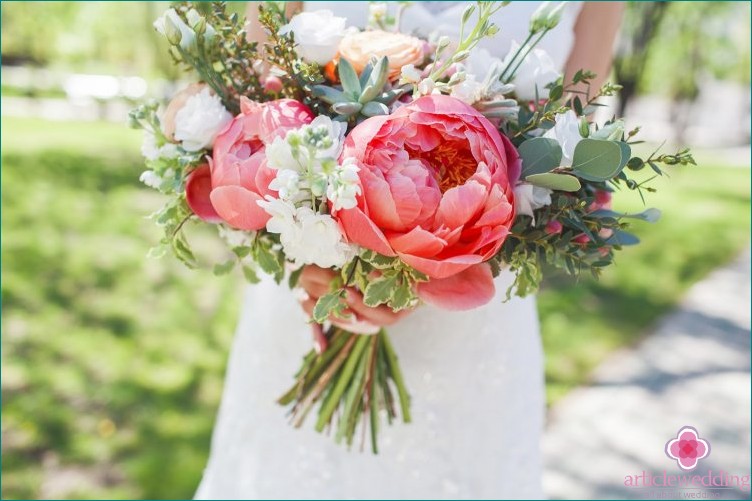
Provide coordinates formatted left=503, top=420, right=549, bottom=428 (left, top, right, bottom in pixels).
left=315, top=334, right=371, bottom=432
left=505, top=30, right=549, bottom=84
left=499, top=31, right=535, bottom=82
left=380, top=330, right=411, bottom=423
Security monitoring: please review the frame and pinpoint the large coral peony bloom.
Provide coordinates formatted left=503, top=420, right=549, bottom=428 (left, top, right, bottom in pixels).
left=335, top=95, right=519, bottom=308
left=202, top=97, right=314, bottom=230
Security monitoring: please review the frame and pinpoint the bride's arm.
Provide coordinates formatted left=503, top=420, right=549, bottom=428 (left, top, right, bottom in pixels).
left=564, top=2, right=625, bottom=93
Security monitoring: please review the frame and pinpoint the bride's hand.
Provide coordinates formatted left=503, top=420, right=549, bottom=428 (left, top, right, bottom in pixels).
left=297, top=265, right=412, bottom=334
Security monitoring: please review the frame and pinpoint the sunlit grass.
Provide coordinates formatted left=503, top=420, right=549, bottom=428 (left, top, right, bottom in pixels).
left=1, top=116, right=750, bottom=498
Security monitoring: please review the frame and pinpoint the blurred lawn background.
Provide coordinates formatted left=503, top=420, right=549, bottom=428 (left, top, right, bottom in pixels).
left=1, top=1, right=750, bottom=499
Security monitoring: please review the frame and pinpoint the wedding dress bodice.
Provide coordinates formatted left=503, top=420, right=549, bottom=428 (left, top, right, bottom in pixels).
left=196, top=3, right=581, bottom=499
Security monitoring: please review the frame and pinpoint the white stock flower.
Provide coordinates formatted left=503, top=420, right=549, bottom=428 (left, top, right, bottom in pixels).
left=141, top=129, right=179, bottom=161
left=502, top=41, right=561, bottom=101
left=266, top=135, right=300, bottom=170
left=514, top=183, right=552, bottom=223
left=269, top=169, right=301, bottom=201
left=400, top=64, right=422, bottom=84
left=218, top=225, right=254, bottom=248
left=450, top=75, right=485, bottom=104
left=417, top=78, right=436, bottom=96
left=258, top=198, right=353, bottom=268
left=173, top=87, right=232, bottom=151
left=451, top=48, right=509, bottom=104
left=327, top=157, right=361, bottom=211
left=153, top=9, right=195, bottom=49
left=139, top=170, right=162, bottom=189
left=279, top=10, right=347, bottom=65
left=308, top=115, right=347, bottom=160
left=543, top=110, right=582, bottom=167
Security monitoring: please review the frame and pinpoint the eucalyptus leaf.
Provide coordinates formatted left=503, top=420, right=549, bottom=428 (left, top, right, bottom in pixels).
left=617, top=141, right=631, bottom=170
left=571, top=138, right=624, bottom=181
left=519, top=137, right=563, bottom=176
left=525, top=173, right=581, bottom=192
left=607, top=230, right=640, bottom=246
left=337, top=58, right=361, bottom=100
left=591, top=207, right=661, bottom=223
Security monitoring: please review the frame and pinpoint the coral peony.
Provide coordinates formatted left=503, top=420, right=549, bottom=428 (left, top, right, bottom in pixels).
left=207, top=98, right=314, bottom=230
left=335, top=94, right=519, bottom=307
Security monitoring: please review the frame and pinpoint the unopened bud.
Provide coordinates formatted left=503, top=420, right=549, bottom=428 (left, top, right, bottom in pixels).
left=453, top=50, right=471, bottom=63
left=163, top=16, right=183, bottom=46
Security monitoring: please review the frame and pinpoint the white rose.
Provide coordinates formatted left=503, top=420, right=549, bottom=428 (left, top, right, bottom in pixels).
left=153, top=9, right=195, bottom=50
left=173, top=87, right=232, bottom=151
left=542, top=110, right=582, bottom=167
left=502, top=41, right=561, bottom=101
left=514, top=183, right=553, bottom=223
left=279, top=10, right=347, bottom=65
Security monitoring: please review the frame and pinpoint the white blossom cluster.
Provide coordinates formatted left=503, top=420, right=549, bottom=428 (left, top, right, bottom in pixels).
left=260, top=116, right=361, bottom=268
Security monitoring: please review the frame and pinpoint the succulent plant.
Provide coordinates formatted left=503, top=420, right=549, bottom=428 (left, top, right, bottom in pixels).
left=311, top=56, right=408, bottom=122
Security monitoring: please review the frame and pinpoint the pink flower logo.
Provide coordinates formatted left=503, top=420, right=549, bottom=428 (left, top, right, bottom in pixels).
left=665, top=426, right=710, bottom=471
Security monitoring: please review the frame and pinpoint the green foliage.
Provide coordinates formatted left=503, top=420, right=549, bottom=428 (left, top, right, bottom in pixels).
left=519, top=137, right=562, bottom=177
left=571, top=139, right=628, bottom=182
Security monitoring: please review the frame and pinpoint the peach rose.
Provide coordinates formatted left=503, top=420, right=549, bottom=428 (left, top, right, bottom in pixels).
left=338, top=30, right=424, bottom=80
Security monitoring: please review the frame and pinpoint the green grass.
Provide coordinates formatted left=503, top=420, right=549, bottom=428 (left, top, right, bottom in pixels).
left=1, top=116, right=750, bottom=498
left=539, top=160, right=751, bottom=401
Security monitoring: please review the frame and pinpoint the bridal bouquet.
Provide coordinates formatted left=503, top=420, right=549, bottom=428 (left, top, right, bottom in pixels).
left=131, top=1, right=693, bottom=452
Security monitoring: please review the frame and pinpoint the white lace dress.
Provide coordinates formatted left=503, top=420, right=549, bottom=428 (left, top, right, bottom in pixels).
left=196, top=2, right=581, bottom=499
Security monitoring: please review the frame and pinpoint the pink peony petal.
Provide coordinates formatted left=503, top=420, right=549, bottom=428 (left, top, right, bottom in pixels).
left=417, top=263, right=495, bottom=310
left=185, top=164, right=222, bottom=223
left=397, top=252, right=482, bottom=279
left=387, top=226, right=447, bottom=257
left=435, top=180, right=487, bottom=229
left=209, top=186, right=270, bottom=231
left=337, top=207, right=396, bottom=257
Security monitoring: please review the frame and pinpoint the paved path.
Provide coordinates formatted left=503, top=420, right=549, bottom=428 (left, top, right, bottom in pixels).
left=543, top=251, right=751, bottom=500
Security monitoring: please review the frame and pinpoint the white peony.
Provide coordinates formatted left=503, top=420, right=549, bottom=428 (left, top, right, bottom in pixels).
left=258, top=198, right=353, bottom=268
left=502, top=41, right=561, bottom=102
left=153, top=9, right=195, bottom=49
left=542, top=110, right=582, bottom=167
left=514, top=183, right=553, bottom=223
left=173, top=87, right=232, bottom=152
left=327, top=157, right=361, bottom=211
left=279, top=10, right=347, bottom=65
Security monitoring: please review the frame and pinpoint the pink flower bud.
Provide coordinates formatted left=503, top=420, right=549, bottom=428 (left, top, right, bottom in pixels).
left=545, top=220, right=563, bottom=235
left=595, top=189, right=612, bottom=206
left=263, top=75, right=284, bottom=94
left=572, top=233, right=590, bottom=245
left=598, top=246, right=611, bottom=258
